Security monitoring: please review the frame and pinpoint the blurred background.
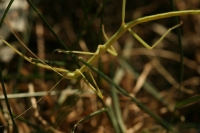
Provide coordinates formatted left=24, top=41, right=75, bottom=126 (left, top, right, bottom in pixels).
left=0, top=0, right=200, bottom=132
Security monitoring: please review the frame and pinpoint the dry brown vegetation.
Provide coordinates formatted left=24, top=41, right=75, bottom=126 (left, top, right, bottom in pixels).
left=0, top=0, right=200, bottom=133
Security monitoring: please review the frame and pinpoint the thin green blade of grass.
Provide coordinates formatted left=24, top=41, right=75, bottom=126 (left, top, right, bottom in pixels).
left=26, top=0, right=82, bottom=70
left=98, top=97, right=122, bottom=133
left=169, top=0, right=183, bottom=93
left=0, top=0, right=14, bottom=27
left=0, top=65, right=18, bottom=133
left=111, top=85, right=126, bottom=133
left=106, top=104, right=122, bottom=133
left=0, top=0, right=18, bottom=132
left=26, top=0, right=68, bottom=50
left=71, top=108, right=107, bottom=133
left=110, top=63, right=126, bottom=132
left=175, top=95, right=200, bottom=109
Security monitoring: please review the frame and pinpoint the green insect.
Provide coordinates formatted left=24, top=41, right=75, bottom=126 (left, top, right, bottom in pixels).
left=1, top=0, right=200, bottom=99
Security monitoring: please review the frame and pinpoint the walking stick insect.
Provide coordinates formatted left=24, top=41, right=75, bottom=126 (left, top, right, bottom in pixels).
left=1, top=0, right=200, bottom=100
left=1, top=0, right=200, bottom=132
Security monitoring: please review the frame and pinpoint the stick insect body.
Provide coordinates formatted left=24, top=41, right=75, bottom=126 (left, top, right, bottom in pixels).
left=1, top=1, right=200, bottom=131
left=60, top=10, right=198, bottom=79
left=1, top=1, right=200, bottom=98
